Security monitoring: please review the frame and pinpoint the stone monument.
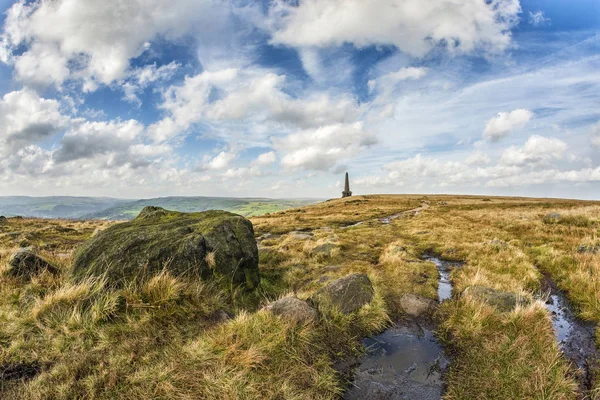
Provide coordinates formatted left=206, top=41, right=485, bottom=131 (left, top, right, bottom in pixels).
left=342, top=172, right=352, bottom=198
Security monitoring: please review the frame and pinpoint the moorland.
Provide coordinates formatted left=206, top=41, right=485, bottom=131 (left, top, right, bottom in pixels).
left=0, top=194, right=599, bottom=399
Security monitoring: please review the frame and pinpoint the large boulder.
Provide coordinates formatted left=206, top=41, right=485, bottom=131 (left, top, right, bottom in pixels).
left=462, top=286, right=530, bottom=312
left=309, top=273, right=374, bottom=314
left=400, top=293, right=437, bottom=318
left=72, top=207, right=259, bottom=288
left=7, top=248, right=59, bottom=278
left=263, top=296, right=318, bottom=323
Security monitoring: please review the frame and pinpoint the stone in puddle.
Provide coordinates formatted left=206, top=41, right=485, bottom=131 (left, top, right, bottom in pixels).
left=400, top=293, right=438, bottom=318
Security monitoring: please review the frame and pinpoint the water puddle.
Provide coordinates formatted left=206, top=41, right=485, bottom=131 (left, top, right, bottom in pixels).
left=540, top=276, right=599, bottom=392
left=421, top=254, right=463, bottom=302
left=344, top=254, right=461, bottom=400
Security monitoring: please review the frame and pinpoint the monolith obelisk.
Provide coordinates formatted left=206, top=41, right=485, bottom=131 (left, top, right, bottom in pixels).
left=342, top=172, right=352, bottom=198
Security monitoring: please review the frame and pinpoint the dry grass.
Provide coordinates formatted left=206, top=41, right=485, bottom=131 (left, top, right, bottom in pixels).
left=1, top=195, right=599, bottom=398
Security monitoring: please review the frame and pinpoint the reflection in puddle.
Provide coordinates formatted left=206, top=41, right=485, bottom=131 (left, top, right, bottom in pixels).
left=421, top=254, right=463, bottom=302
left=344, top=254, right=463, bottom=400
left=344, top=321, right=449, bottom=400
left=541, top=276, right=600, bottom=392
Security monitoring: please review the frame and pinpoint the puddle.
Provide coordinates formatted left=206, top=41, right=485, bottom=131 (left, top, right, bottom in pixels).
left=540, top=276, right=599, bottom=392
left=421, top=254, right=463, bottom=302
left=380, top=214, right=402, bottom=224
left=344, top=254, right=462, bottom=400
left=343, top=320, right=449, bottom=400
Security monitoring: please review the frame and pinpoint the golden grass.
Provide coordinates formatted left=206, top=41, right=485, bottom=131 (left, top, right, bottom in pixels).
left=1, top=195, right=599, bottom=398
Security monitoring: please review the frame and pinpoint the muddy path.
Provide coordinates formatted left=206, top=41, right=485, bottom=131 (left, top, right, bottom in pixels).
left=342, top=202, right=430, bottom=229
left=343, top=255, right=462, bottom=400
left=539, top=275, right=600, bottom=396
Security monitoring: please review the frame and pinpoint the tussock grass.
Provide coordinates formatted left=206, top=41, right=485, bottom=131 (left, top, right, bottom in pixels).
left=1, top=195, right=600, bottom=398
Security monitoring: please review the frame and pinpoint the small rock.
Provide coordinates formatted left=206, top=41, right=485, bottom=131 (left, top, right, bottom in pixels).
left=543, top=213, right=561, bottom=223
left=489, top=239, right=507, bottom=248
left=400, top=293, right=438, bottom=318
left=309, top=273, right=374, bottom=314
left=463, top=286, right=530, bottom=312
left=309, top=243, right=337, bottom=257
left=0, top=216, right=7, bottom=224
left=290, top=231, right=313, bottom=240
left=7, top=248, right=59, bottom=278
left=264, top=297, right=318, bottom=323
left=211, top=310, right=232, bottom=323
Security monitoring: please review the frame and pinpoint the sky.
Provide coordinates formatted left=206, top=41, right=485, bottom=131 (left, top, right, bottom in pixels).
left=0, top=0, right=599, bottom=200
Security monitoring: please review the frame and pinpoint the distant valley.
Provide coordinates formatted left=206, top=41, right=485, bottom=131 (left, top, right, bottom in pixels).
left=0, top=196, right=320, bottom=220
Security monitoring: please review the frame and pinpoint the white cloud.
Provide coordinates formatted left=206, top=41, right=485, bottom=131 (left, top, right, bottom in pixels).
left=149, top=68, right=363, bottom=143
left=275, top=122, right=377, bottom=171
left=0, top=89, right=68, bottom=155
left=528, top=11, right=550, bottom=27
left=368, top=67, right=428, bottom=93
left=122, top=62, right=180, bottom=105
left=0, top=0, right=221, bottom=89
left=499, top=135, right=567, bottom=166
left=254, top=151, right=277, bottom=166
left=483, top=109, right=533, bottom=142
left=466, top=150, right=491, bottom=166
left=269, top=0, right=521, bottom=57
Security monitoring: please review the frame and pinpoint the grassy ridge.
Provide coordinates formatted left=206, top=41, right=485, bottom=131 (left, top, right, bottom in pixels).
left=0, top=195, right=599, bottom=398
left=82, top=197, right=319, bottom=220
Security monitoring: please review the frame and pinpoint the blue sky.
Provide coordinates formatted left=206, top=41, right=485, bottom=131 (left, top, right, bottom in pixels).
left=0, top=0, right=599, bottom=199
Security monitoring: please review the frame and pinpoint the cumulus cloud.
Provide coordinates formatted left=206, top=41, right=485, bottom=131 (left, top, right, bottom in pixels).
left=149, top=68, right=363, bottom=143
left=0, top=89, right=68, bottom=155
left=54, top=120, right=145, bottom=164
left=500, top=135, right=567, bottom=166
left=0, top=0, right=220, bottom=89
left=361, top=135, right=585, bottom=191
left=269, top=0, right=521, bottom=57
left=274, top=122, right=377, bottom=171
left=483, top=109, right=533, bottom=142
left=254, top=151, right=277, bottom=166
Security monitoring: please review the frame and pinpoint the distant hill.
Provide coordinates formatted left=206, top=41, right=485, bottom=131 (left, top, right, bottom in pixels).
left=0, top=196, right=320, bottom=220
left=82, top=196, right=321, bottom=220
left=0, top=196, right=128, bottom=219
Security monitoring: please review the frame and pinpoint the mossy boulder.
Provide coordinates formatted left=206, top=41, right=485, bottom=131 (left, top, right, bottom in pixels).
left=72, top=207, right=259, bottom=288
left=463, top=286, right=530, bottom=312
left=7, top=248, right=59, bottom=278
left=309, top=273, right=374, bottom=314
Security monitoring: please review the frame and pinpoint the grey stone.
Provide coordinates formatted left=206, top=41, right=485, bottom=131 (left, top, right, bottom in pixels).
left=463, top=286, right=530, bottom=312
left=400, top=293, right=438, bottom=317
left=577, top=244, right=600, bottom=254
left=7, top=248, right=59, bottom=278
left=309, top=273, right=374, bottom=314
left=264, top=296, right=318, bottom=323
left=72, top=207, right=260, bottom=289
left=0, top=216, right=7, bottom=224
left=309, top=243, right=337, bottom=257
